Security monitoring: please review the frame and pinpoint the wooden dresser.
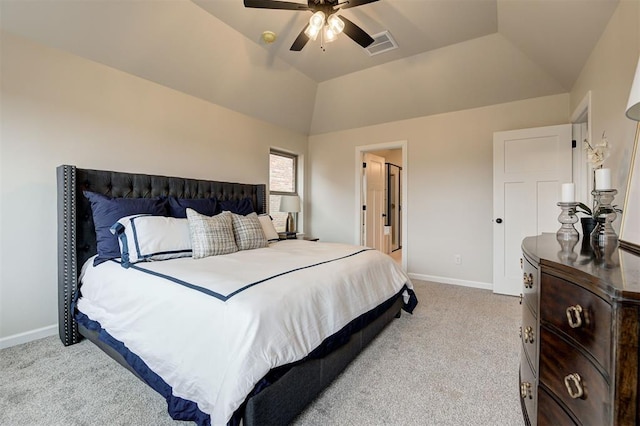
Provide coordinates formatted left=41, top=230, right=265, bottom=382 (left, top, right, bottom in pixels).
left=520, top=233, right=640, bottom=425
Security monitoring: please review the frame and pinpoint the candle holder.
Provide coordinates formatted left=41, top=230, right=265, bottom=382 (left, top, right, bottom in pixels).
left=556, top=235, right=579, bottom=263
left=591, top=189, right=618, bottom=247
left=556, top=202, right=579, bottom=242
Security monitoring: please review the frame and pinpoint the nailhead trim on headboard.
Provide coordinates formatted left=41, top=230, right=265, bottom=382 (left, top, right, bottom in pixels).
left=56, top=165, right=267, bottom=346
left=57, top=165, right=79, bottom=346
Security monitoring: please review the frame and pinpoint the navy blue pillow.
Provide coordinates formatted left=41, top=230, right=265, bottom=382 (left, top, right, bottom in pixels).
left=83, top=191, right=167, bottom=265
left=167, top=197, right=218, bottom=218
left=219, top=197, right=254, bottom=215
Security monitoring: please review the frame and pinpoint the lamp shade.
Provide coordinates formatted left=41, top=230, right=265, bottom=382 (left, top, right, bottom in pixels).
left=279, top=195, right=300, bottom=213
left=626, top=57, right=640, bottom=121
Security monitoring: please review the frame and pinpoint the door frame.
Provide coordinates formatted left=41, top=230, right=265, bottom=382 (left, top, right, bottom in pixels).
left=363, top=152, right=386, bottom=251
left=355, top=140, right=408, bottom=271
left=571, top=91, right=592, bottom=204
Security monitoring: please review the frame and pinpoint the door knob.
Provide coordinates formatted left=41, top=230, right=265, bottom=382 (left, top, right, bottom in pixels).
left=496, top=218, right=503, bottom=223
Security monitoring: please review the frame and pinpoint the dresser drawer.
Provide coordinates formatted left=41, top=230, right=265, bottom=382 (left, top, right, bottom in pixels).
left=520, top=349, right=537, bottom=425
left=521, top=302, right=537, bottom=369
left=539, top=328, right=610, bottom=426
left=540, top=273, right=611, bottom=373
left=522, top=255, right=538, bottom=314
left=538, top=387, right=577, bottom=426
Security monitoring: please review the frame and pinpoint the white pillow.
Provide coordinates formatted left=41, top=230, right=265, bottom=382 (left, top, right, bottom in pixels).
left=258, top=214, right=280, bottom=242
left=110, top=214, right=192, bottom=267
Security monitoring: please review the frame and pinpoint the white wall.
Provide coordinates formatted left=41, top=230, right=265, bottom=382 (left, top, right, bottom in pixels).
left=310, top=33, right=565, bottom=135
left=308, top=0, right=640, bottom=290
left=570, top=0, right=640, bottom=208
left=1, top=0, right=318, bottom=135
left=308, top=94, right=569, bottom=287
left=3, top=0, right=640, bottom=346
left=0, top=32, right=308, bottom=345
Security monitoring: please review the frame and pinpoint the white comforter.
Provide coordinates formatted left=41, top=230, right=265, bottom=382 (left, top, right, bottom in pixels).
left=77, top=240, right=411, bottom=425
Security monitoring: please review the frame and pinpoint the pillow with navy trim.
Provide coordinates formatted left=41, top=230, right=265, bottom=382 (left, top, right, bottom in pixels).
left=110, top=215, right=191, bottom=268
left=186, top=209, right=238, bottom=258
left=231, top=212, right=268, bottom=250
left=83, top=191, right=167, bottom=265
left=219, top=197, right=254, bottom=215
left=258, top=214, right=280, bottom=242
left=167, top=196, right=218, bottom=219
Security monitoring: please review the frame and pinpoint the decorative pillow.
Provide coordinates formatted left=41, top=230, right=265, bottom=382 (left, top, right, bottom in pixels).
left=167, top=196, right=218, bottom=219
left=186, top=209, right=238, bottom=258
left=110, top=215, right=191, bottom=268
left=258, top=214, right=280, bottom=242
left=219, top=197, right=255, bottom=215
left=83, top=191, right=167, bottom=265
left=231, top=213, right=268, bottom=251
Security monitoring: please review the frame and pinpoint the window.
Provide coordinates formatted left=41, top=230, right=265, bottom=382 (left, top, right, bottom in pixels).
left=269, top=151, right=298, bottom=232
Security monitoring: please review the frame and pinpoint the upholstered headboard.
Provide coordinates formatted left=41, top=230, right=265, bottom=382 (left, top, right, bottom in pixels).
left=56, top=165, right=267, bottom=346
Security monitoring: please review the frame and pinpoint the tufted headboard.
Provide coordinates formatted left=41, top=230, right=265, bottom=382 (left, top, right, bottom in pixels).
left=56, top=165, right=267, bottom=346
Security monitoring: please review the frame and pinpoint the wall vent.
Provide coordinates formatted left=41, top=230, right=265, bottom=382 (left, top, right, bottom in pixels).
left=365, top=31, right=398, bottom=56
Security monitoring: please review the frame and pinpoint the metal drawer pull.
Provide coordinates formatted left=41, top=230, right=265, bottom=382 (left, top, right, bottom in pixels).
left=523, top=326, right=535, bottom=344
left=566, top=305, right=584, bottom=328
left=519, top=293, right=523, bottom=305
left=520, top=382, right=532, bottom=399
left=564, top=373, right=584, bottom=399
left=523, top=272, right=534, bottom=289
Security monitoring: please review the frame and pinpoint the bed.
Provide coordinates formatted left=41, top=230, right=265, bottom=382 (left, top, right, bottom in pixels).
left=57, top=165, right=416, bottom=425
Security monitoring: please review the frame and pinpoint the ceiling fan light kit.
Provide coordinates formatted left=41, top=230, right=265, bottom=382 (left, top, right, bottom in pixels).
left=327, top=14, right=345, bottom=34
left=244, top=0, right=378, bottom=51
left=304, top=11, right=344, bottom=45
left=304, top=11, right=325, bottom=41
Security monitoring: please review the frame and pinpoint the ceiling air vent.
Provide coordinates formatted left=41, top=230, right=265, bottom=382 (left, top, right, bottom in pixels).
left=365, top=31, right=398, bottom=56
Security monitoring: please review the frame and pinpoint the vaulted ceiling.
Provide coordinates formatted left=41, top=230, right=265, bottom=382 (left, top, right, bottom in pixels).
left=0, top=0, right=620, bottom=135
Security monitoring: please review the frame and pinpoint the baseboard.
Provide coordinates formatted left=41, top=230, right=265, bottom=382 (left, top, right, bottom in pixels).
left=408, top=273, right=493, bottom=291
left=0, top=324, right=58, bottom=350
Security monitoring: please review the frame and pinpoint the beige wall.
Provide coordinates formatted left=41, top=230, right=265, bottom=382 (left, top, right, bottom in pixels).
left=3, top=0, right=640, bottom=346
left=311, top=33, right=566, bottom=135
left=0, top=32, right=308, bottom=345
left=309, top=0, right=640, bottom=290
left=308, top=94, right=570, bottom=287
left=570, top=0, right=640, bottom=206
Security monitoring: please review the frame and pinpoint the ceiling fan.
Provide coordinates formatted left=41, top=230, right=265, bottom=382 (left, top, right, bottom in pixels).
left=243, top=0, right=378, bottom=51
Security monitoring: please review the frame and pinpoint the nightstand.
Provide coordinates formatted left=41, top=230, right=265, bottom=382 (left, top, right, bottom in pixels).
left=278, top=232, right=297, bottom=240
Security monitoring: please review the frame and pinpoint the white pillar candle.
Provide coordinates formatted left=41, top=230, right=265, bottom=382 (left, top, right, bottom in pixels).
left=595, top=168, right=612, bottom=190
left=561, top=183, right=575, bottom=202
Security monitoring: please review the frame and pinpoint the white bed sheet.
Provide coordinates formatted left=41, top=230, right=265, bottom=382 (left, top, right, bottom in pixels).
left=77, top=240, right=411, bottom=425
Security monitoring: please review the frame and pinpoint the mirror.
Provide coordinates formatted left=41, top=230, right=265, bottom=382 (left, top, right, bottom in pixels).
left=620, top=123, right=640, bottom=255
left=385, top=163, right=402, bottom=252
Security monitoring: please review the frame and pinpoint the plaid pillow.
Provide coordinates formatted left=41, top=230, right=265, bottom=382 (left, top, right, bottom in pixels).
left=231, top=212, right=268, bottom=251
left=186, top=209, right=238, bottom=259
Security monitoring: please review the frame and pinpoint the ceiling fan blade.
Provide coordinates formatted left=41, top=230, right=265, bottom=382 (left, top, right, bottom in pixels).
left=339, top=16, right=375, bottom=48
left=337, top=0, right=379, bottom=10
left=243, top=0, right=310, bottom=11
left=290, top=25, right=311, bottom=51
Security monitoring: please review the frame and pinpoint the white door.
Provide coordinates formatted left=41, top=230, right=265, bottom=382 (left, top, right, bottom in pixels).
left=493, top=124, right=572, bottom=295
left=363, top=152, right=385, bottom=251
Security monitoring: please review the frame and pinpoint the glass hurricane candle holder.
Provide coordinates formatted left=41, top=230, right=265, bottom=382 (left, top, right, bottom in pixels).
left=591, top=189, right=618, bottom=247
left=556, top=202, right=579, bottom=242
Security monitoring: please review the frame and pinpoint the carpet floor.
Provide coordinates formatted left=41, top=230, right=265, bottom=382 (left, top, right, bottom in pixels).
left=0, top=280, right=523, bottom=425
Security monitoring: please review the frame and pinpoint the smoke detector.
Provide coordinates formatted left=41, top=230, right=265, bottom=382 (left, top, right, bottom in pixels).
left=261, top=31, right=277, bottom=44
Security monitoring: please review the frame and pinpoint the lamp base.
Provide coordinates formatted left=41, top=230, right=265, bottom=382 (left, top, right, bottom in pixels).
left=286, top=212, right=296, bottom=234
